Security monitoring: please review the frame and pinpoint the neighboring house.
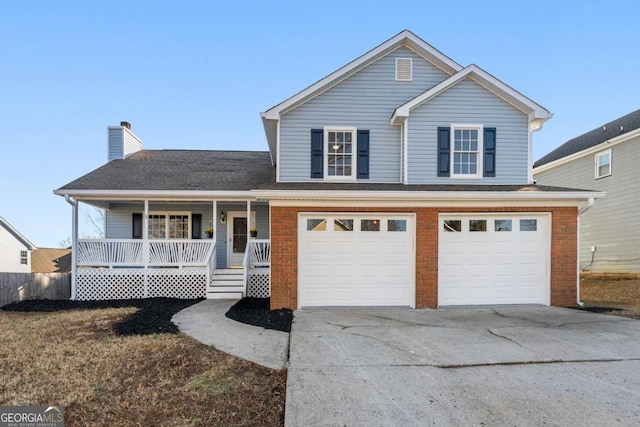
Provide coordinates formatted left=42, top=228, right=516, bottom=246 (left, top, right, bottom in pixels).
left=31, top=248, right=72, bottom=273
left=0, top=217, right=36, bottom=273
left=55, top=30, right=602, bottom=309
left=534, top=109, right=640, bottom=274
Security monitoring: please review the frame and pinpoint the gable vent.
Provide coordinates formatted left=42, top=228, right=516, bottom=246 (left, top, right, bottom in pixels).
left=395, top=58, right=413, bottom=81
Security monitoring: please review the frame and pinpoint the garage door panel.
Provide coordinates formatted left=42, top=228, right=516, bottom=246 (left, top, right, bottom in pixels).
left=299, top=214, right=415, bottom=307
left=439, top=214, right=549, bottom=306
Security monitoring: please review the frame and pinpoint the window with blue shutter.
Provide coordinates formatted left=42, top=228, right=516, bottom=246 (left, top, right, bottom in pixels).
left=357, top=130, right=370, bottom=179
left=483, top=128, right=496, bottom=177
left=437, top=127, right=450, bottom=177
left=310, top=129, right=323, bottom=178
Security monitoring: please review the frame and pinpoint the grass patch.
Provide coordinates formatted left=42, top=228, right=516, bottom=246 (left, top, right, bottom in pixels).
left=0, top=305, right=286, bottom=426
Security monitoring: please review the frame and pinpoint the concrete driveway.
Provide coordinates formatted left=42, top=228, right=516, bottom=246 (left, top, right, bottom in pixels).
left=286, top=306, right=640, bottom=426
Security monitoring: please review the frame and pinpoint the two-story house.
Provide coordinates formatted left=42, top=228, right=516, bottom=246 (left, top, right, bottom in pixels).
left=55, top=30, right=601, bottom=309
left=0, top=217, right=36, bottom=273
left=534, top=109, right=640, bottom=274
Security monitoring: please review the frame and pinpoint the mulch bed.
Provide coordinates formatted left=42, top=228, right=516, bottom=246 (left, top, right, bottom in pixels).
left=1, top=298, right=202, bottom=336
left=225, top=297, right=293, bottom=332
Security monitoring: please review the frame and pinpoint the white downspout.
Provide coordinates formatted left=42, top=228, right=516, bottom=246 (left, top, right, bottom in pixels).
left=64, top=195, right=78, bottom=300
left=576, top=197, right=595, bottom=307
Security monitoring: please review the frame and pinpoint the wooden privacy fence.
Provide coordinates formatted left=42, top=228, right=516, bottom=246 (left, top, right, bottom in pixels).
left=0, top=273, right=71, bottom=307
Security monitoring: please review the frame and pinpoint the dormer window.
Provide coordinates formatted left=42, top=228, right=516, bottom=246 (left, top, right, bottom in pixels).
left=325, top=128, right=356, bottom=179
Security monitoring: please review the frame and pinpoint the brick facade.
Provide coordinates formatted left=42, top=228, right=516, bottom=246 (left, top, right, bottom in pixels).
left=270, top=205, right=578, bottom=310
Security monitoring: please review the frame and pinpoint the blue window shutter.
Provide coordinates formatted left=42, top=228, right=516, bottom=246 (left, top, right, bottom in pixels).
left=132, top=213, right=142, bottom=239
left=357, top=130, right=370, bottom=179
left=191, top=214, right=202, bottom=239
left=310, top=129, right=323, bottom=178
left=484, top=128, right=496, bottom=177
left=437, top=127, right=450, bottom=177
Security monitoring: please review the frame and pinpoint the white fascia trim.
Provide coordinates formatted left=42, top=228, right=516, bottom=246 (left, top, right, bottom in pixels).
left=270, top=199, right=584, bottom=208
left=391, top=65, right=552, bottom=126
left=533, top=127, right=640, bottom=174
left=252, top=189, right=604, bottom=202
left=262, top=30, right=463, bottom=121
left=53, top=190, right=255, bottom=201
left=276, top=119, right=281, bottom=181
left=0, top=218, right=37, bottom=250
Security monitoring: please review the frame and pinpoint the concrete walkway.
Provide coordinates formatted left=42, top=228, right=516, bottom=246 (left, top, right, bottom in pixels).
left=286, top=306, right=640, bottom=426
left=172, top=299, right=289, bottom=370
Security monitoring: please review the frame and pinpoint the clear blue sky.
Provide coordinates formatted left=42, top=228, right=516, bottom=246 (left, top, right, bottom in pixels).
left=1, top=0, right=638, bottom=248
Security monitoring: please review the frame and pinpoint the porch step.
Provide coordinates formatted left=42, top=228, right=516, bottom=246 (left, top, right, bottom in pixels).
left=206, top=291, right=244, bottom=300
left=207, top=268, right=245, bottom=299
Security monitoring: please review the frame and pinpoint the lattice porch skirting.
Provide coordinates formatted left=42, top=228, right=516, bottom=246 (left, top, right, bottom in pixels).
left=76, top=268, right=207, bottom=300
left=247, top=268, right=270, bottom=298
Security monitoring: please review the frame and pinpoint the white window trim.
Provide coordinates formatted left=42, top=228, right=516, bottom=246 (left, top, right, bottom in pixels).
left=20, top=250, right=28, bottom=265
left=323, top=126, right=357, bottom=181
left=595, top=149, right=612, bottom=179
left=450, top=124, right=483, bottom=179
left=395, top=57, right=413, bottom=82
left=148, top=211, right=191, bottom=239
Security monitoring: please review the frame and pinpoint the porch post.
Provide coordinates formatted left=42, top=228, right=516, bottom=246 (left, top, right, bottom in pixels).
left=70, top=199, right=78, bottom=300
left=212, top=200, right=217, bottom=241
left=246, top=200, right=252, bottom=240
left=143, top=199, right=149, bottom=298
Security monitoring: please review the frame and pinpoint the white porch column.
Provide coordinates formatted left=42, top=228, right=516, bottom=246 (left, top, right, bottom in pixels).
left=143, top=200, right=149, bottom=297
left=246, top=200, right=252, bottom=240
left=212, top=200, right=217, bottom=241
left=70, top=198, right=78, bottom=300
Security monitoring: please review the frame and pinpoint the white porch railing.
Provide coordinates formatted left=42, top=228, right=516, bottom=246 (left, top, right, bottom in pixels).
left=243, top=239, right=271, bottom=298
left=75, top=239, right=216, bottom=300
left=77, top=239, right=215, bottom=268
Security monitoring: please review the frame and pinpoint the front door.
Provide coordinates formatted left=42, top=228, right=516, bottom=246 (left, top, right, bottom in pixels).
left=227, top=211, right=256, bottom=267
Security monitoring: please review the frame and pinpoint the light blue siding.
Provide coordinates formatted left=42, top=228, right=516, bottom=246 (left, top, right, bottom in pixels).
left=123, top=130, right=141, bottom=158
left=407, top=78, right=530, bottom=184
left=108, top=128, right=124, bottom=161
left=534, top=136, right=640, bottom=273
left=279, top=47, right=449, bottom=182
left=105, top=202, right=270, bottom=269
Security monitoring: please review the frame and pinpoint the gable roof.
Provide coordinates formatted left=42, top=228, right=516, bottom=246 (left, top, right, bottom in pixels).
left=260, top=30, right=463, bottom=159
left=391, top=64, right=552, bottom=130
left=534, top=109, right=640, bottom=168
left=0, top=217, right=36, bottom=250
left=55, top=150, right=275, bottom=197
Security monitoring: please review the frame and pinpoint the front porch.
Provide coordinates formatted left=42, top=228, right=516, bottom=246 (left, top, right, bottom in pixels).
left=76, top=238, right=270, bottom=300
left=68, top=199, right=271, bottom=301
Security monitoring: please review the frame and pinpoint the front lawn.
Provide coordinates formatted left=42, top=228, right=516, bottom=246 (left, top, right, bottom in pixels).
left=0, top=300, right=286, bottom=426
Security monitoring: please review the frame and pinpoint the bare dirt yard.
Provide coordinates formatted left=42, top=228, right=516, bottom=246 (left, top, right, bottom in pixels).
left=0, top=299, right=286, bottom=426
left=580, top=274, right=640, bottom=320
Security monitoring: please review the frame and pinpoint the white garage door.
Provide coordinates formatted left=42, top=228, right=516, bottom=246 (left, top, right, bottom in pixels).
left=439, top=214, right=550, bottom=306
left=298, top=213, right=415, bottom=307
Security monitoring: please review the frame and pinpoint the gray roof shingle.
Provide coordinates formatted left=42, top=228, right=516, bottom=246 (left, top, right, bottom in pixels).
left=57, top=150, right=275, bottom=192
left=57, top=149, right=596, bottom=195
left=534, top=109, right=640, bottom=168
